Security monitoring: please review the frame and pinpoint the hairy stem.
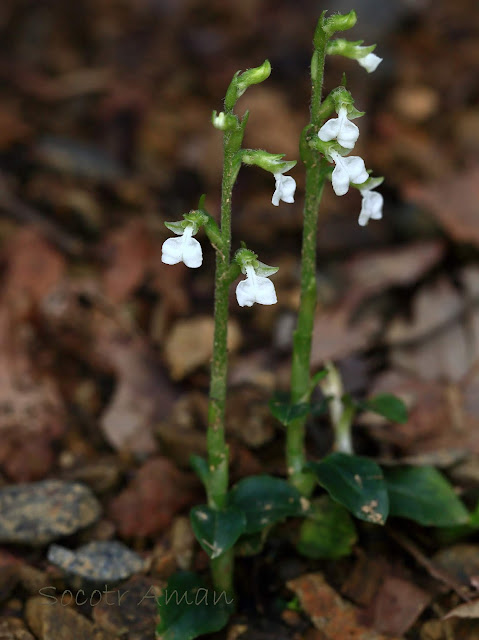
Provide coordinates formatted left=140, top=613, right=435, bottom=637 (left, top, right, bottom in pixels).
left=287, top=17, right=329, bottom=496
left=207, top=121, right=242, bottom=594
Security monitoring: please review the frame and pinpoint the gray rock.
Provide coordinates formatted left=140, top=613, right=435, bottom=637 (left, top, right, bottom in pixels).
left=47, top=540, right=145, bottom=586
left=0, top=480, right=101, bottom=545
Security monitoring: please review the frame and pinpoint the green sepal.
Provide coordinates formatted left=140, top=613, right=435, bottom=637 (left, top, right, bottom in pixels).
left=241, top=149, right=296, bottom=175
left=308, top=453, right=389, bottom=525
left=327, top=38, right=376, bottom=60
left=156, top=571, right=234, bottom=640
left=353, top=176, right=384, bottom=192
left=234, top=248, right=278, bottom=276
left=190, top=505, right=246, bottom=559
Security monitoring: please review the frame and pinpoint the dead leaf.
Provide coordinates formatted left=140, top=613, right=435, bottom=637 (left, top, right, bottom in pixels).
left=164, top=315, right=242, bottom=380
left=372, top=576, right=431, bottom=636
left=445, top=599, right=479, bottom=620
left=287, top=572, right=400, bottom=640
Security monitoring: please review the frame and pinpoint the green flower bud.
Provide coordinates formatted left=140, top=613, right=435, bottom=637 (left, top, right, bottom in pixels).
left=211, top=110, right=238, bottom=131
left=323, top=10, right=357, bottom=38
left=224, top=60, right=271, bottom=110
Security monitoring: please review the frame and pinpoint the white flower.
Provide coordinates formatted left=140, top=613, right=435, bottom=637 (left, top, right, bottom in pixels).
left=318, top=106, right=359, bottom=149
left=236, top=265, right=277, bottom=307
left=272, top=173, right=296, bottom=206
left=357, top=52, right=382, bottom=73
left=161, top=224, right=202, bottom=268
left=358, top=188, right=383, bottom=226
left=330, top=150, right=368, bottom=196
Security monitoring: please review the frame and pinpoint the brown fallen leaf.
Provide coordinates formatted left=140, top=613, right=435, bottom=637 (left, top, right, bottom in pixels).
left=164, top=315, right=242, bottom=380
left=371, top=576, right=431, bottom=636
left=405, top=166, right=479, bottom=247
left=287, top=572, right=400, bottom=640
left=108, top=457, right=198, bottom=538
left=444, top=599, right=479, bottom=620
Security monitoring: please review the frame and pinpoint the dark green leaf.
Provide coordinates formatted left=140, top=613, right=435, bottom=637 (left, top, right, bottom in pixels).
left=297, top=495, right=357, bottom=559
left=229, top=475, right=305, bottom=534
left=269, top=393, right=310, bottom=426
left=309, top=453, right=389, bottom=525
left=156, top=571, right=233, bottom=640
left=189, top=455, right=209, bottom=486
left=384, top=466, right=469, bottom=526
left=190, top=506, right=246, bottom=559
left=364, top=393, right=408, bottom=424
left=310, top=397, right=330, bottom=417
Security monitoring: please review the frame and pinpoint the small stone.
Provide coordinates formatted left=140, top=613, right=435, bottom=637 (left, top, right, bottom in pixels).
left=25, top=597, right=116, bottom=640
left=0, top=617, right=35, bottom=640
left=0, top=480, right=101, bottom=545
left=47, top=540, right=145, bottom=588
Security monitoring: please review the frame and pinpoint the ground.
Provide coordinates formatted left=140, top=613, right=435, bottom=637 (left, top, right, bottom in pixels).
left=0, top=0, right=479, bottom=638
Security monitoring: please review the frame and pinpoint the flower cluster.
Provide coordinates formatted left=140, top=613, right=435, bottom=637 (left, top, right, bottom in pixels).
left=318, top=101, right=383, bottom=226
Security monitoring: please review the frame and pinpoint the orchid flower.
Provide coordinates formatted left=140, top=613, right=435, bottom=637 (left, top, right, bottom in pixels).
left=272, top=172, right=296, bottom=206
left=318, top=106, right=359, bottom=149
left=357, top=52, right=382, bottom=73
left=358, top=187, right=383, bottom=226
left=330, top=150, right=368, bottom=196
left=236, top=265, right=277, bottom=307
left=161, top=223, right=202, bottom=268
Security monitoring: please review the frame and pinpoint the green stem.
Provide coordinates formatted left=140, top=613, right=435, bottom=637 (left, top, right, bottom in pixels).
left=287, top=17, right=329, bottom=496
left=207, top=120, right=242, bottom=595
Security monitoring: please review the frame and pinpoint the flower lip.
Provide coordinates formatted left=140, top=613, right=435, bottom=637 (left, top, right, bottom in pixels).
left=161, top=223, right=203, bottom=268
left=358, top=188, right=383, bottom=226
left=357, top=52, right=382, bottom=73
left=318, top=106, right=359, bottom=150
left=272, top=173, right=296, bottom=207
left=330, top=150, right=368, bottom=196
left=236, top=265, right=277, bottom=307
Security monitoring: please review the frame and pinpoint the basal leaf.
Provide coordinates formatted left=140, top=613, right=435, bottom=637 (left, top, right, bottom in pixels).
left=384, top=466, right=469, bottom=526
left=157, top=571, right=233, bottom=640
left=229, top=475, right=305, bottom=534
left=309, top=453, right=389, bottom=525
left=269, top=393, right=310, bottom=426
left=364, top=393, right=408, bottom=424
left=297, top=495, right=357, bottom=559
left=190, top=506, right=246, bottom=559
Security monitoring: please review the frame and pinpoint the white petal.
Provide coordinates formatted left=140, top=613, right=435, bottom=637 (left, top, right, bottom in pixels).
left=182, top=237, right=203, bottom=268
left=343, top=156, right=368, bottom=184
left=358, top=190, right=383, bottom=226
left=331, top=162, right=350, bottom=196
left=161, top=237, right=183, bottom=264
left=254, top=276, right=277, bottom=305
left=272, top=173, right=296, bottom=206
left=236, top=279, right=255, bottom=307
left=318, top=118, right=340, bottom=142
left=358, top=53, right=382, bottom=73
left=337, top=119, right=360, bottom=149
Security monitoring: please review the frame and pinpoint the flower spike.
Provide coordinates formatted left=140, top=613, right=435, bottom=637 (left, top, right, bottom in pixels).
left=161, top=223, right=203, bottom=268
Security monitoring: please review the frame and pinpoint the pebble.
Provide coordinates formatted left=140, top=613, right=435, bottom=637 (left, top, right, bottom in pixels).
left=0, top=480, right=101, bottom=545
left=47, top=540, right=145, bottom=588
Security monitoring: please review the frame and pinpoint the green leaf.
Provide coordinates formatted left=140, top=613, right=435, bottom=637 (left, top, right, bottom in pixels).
left=309, top=453, right=389, bottom=525
left=297, top=495, right=357, bottom=559
left=384, top=466, right=470, bottom=526
left=363, top=393, right=408, bottom=424
left=156, top=571, right=233, bottom=640
left=190, top=506, right=246, bottom=559
left=189, top=455, right=209, bottom=487
left=269, top=393, right=310, bottom=426
left=229, top=475, right=305, bottom=534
